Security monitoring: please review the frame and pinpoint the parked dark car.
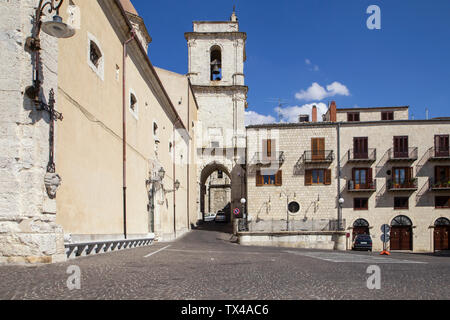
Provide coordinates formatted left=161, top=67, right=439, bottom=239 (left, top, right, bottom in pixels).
left=215, top=210, right=227, bottom=223
left=352, top=234, right=373, bottom=251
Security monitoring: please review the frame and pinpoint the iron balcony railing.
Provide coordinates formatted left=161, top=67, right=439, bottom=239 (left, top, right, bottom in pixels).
left=429, top=147, right=450, bottom=160
left=429, top=178, right=450, bottom=191
left=387, top=178, right=418, bottom=191
left=387, top=147, right=418, bottom=161
left=347, top=148, right=377, bottom=162
left=302, top=150, right=334, bottom=163
left=251, top=152, right=285, bottom=165
left=347, top=179, right=377, bottom=192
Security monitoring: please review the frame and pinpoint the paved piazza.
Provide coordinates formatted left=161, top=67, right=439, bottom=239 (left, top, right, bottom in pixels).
left=0, top=224, right=449, bottom=300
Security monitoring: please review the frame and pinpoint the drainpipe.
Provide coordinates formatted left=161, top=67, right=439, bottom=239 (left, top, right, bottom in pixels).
left=187, top=81, right=190, bottom=230
left=122, top=30, right=135, bottom=240
left=337, top=122, right=342, bottom=231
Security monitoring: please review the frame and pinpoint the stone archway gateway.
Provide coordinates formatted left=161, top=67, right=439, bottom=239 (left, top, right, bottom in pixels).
left=434, top=218, right=450, bottom=251
left=390, top=215, right=413, bottom=251
left=200, top=162, right=232, bottom=222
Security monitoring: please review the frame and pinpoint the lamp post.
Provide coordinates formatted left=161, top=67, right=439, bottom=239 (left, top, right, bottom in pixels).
left=280, top=190, right=296, bottom=231
left=338, top=197, right=345, bottom=231
left=24, top=0, right=74, bottom=177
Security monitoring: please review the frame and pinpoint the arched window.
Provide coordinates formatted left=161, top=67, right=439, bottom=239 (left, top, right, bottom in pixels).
left=435, top=217, right=450, bottom=226
left=353, top=219, right=369, bottom=227
left=391, top=215, right=412, bottom=226
left=210, top=45, right=222, bottom=81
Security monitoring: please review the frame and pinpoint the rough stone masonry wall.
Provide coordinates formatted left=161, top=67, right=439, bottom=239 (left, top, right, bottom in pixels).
left=246, top=126, right=339, bottom=229
left=0, top=0, right=65, bottom=264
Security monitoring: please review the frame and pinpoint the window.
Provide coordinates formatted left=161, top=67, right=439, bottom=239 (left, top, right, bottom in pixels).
left=353, top=168, right=373, bottom=188
left=393, top=136, right=408, bottom=158
left=218, top=170, right=223, bottom=179
left=435, top=135, right=450, bottom=157
left=347, top=112, right=360, bottom=122
left=435, top=166, right=450, bottom=184
left=130, top=93, right=137, bottom=112
left=210, top=45, right=222, bottom=81
left=87, top=33, right=104, bottom=80
left=311, top=138, right=325, bottom=160
left=393, top=167, right=414, bottom=187
left=256, top=170, right=282, bottom=187
left=305, top=169, right=332, bottom=186
left=381, top=111, right=394, bottom=120
left=354, top=137, right=368, bottom=159
left=354, top=198, right=369, bottom=210
left=394, top=197, right=409, bottom=210
left=90, top=41, right=102, bottom=67
left=435, top=196, right=450, bottom=209
left=299, top=115, right=309, bottom=123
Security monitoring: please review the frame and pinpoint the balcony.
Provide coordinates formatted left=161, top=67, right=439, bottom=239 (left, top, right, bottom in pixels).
left=429, top=147, right=450, bottom=161
left=347, top=149, right=377, bottom=163
left=251, top=152, right=285, bottom=166
left=387, top=178, right=418, bottom=191
left=387, top=147, right=418, bottom=162
left=429, top=178, right=450, bottom=191
left=302, top=150, right=334, bottom=164
left=347, top=180, right=377, bottom=192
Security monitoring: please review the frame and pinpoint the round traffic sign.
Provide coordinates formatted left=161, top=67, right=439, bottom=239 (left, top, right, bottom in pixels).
left=233, top=208, right=241, bottom=216
left=381, top=224, right=390, bottom=234
left=381, top=234, right=390, bottom=243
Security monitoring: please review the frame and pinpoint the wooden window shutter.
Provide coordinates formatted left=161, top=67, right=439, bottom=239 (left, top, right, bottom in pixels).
left=305, top=170, right=312, bottom=186
left=275, top=170, right=283, bottom=186
left=256, top=170, right=263, bottom=187
left=324, top=169, right=332, bottom=185
left=262, top=140, right=268, bottom=158
left=368, top=168, right=373, bottom=183
left=266, top=139, right=272, bottom=157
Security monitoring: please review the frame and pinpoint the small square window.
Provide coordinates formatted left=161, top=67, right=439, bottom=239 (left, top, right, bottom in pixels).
left=382, top=111, right=394, bottom=121
left=436, top=196, right=450, bottom=209
left=348, top=112, right=360, bottom=122
left=394, top=197, right=409, bottom=210
left=354, top=198, right=369, bottom=210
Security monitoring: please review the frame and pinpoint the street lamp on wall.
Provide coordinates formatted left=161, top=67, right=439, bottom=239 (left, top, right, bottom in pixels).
left=25, top=0, right=75, bottom=102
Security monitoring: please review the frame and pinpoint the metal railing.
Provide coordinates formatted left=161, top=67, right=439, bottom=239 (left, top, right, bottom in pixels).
left=251, top=152, right=285, bottom=165
left=387, top=178, right=418, bottom=191
left=429, top=178, right=450, bottom=190
left=430, top=147, right=450, bottom=160
left=302, top=150, right=334, bottom=163
left=347, top=179, right=377, bottom=192
left=387, top=147, right=418, bottom=161
left=347, top=148, right=377, bottom=162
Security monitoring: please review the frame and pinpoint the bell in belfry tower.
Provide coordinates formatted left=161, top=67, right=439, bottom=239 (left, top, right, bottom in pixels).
left=211, top=59, right=221, bottom=75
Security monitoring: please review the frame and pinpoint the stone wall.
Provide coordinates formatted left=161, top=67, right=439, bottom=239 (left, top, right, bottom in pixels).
left=0, top=0, right=66, bottom=264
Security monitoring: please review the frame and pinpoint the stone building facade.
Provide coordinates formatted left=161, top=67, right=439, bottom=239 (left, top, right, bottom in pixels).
left=247, top=104, right=450, bottom=252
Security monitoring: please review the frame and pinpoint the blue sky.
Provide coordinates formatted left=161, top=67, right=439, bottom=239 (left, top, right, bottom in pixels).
left=133, top=0, right=450, bottom=124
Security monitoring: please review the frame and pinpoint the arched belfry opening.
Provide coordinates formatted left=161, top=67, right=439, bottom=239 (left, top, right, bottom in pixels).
left=200, top=162, right=232, bottom=222
left=210, top=45, right=222, bottom=81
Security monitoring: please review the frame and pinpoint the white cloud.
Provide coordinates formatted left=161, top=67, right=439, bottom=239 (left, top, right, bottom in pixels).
left=245, top=111, right=276, bottom=126
left=305, top=59, right=311, bottom=65
left=327, top=81, right=350, bottom=97
left=295, top=82, right=350, bottom=101
left=275, top=103, right=328, bottom=123
left=305, top=58, right=319, bottom=72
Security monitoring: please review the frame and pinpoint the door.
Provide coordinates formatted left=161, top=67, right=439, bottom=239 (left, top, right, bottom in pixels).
left=312, top=138, right=325, bottom=160
left=435, top=135, right=450, bottom=157
left=354, top=137, right=368, bottom=159
left=394, top=136, right=409, bottom=158
left=434, top=226, right=450, bottom=251
left=391, top=226, right=412, bottom=250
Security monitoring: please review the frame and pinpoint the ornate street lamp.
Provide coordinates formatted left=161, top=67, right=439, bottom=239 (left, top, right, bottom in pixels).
left=23, top=1, right=75, bottom=197
left=25, top=0, right=75, bottom=102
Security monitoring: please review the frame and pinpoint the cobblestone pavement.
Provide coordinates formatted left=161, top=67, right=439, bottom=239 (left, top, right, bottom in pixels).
left=0, top=223, right=449, bottom=300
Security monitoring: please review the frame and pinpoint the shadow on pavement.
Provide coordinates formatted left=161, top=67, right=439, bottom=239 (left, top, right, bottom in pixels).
left=191, top=221, right=233, bottom=234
